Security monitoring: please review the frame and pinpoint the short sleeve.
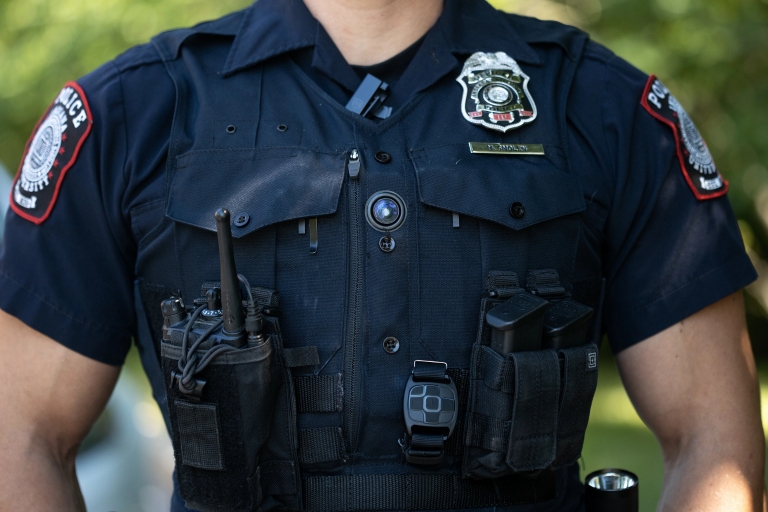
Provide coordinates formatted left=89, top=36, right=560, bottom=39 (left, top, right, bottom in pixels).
left=0, top=62, right=136, bottom=365
left=569, top=44, right=756, bottom=352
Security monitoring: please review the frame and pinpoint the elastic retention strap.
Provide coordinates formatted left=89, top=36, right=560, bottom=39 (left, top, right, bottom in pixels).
left=295, top=374, right=342, bottom=413
left=525, top=269, right=565, bottom=298
left=303, top=471, right=556, bottom=511
left=298, top=427, right=346, bottom=464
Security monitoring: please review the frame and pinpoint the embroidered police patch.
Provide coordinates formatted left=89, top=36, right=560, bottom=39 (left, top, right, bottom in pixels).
left=641, top=76, right=727, bottom=200
left=11, top=82, right=93, bottom=224
left=456, top=52, right=537, bottom=132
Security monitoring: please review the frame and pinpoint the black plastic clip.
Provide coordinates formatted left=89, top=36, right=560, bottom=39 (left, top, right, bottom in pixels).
left=171, top=370, right=206, bottom=401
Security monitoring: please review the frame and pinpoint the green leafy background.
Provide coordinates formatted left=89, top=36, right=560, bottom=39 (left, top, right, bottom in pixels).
left=1, top=0, right=766, bottom=510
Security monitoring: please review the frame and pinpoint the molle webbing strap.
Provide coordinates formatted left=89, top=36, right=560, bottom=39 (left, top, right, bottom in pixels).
left=485, top=271, right=524, bottom=298
left=294, top=374, right=343, bottom=413
left=298, top=427, right=346, bottom=465
left=303, top=471, right=556, bottom=511
left=525, top=269, right=565, bottom=298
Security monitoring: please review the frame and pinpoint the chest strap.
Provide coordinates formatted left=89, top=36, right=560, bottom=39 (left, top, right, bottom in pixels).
left=303, top=471, right=556, bottom=511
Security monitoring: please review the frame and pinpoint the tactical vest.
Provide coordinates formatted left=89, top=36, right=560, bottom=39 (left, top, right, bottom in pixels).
left=132, top=11, right=605, bottom=512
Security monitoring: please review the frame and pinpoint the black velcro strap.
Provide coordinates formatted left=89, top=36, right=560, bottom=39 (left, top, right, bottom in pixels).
left=525, top=269, right=565, bottom=298
left=553, top=343, right=599, bottom=467
left=303, top=471, right=556, bottom=511
left=283, top=346, right=320, bottom=368
left=175, top=400, right=224, bottom=470
left=298, top=427, right=345, bottom=464
left=295, top=374, right=342, bottom=413
left=507, top=350, right=560, bottom=472
left=485, top=271, right=524, bottom=298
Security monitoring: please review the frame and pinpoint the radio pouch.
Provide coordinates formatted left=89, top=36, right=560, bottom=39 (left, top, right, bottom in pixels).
left=161, top=315, right=292, bottom=511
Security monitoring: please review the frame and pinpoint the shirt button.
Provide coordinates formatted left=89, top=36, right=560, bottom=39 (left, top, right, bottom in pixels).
left=379, top=236, right=396, bottom=253
left=375, top=151, right=392, bottom=164
left=383, top=337, right=400, bottom=354
left=509, top=202, right=525, bottom=219
left=233, top=212, right=250, bottom=227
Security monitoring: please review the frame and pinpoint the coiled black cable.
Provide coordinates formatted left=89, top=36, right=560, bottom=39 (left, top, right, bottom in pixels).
left=175, top=274, right=254, bottom=394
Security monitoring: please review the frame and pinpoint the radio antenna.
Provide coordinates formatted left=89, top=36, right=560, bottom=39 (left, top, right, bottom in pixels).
left=214, top=208, right=245, bottom=347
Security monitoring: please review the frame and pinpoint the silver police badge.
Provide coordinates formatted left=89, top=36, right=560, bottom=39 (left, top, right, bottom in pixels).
left=456, top=52, right=537, bottom=132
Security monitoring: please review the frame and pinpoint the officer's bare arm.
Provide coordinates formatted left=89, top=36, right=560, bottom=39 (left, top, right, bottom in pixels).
left=0, top=309, right=119, bottom=511
left=616, top=291, right=765, bottom=511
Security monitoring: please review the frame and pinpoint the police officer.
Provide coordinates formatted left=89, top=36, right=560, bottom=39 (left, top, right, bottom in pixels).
left=0, top=0, right=763, bottom=510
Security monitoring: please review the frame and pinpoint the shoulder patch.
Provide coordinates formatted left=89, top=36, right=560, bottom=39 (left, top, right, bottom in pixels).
left=641, top=75, right=727, bottom=200
left=11, top=82, right=93, bottom=224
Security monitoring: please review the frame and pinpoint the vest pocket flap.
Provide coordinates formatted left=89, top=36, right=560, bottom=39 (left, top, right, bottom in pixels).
left=168, top=148, right=347, bottom=237
left=411, top=144, right=585, bottom=230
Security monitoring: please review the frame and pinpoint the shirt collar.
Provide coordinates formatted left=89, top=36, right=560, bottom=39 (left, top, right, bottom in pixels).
left=221, top=0, right=541, bottom=78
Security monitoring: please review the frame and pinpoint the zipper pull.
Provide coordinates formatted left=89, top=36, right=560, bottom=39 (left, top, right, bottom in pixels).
left=348, top=149, right=360, bottom=179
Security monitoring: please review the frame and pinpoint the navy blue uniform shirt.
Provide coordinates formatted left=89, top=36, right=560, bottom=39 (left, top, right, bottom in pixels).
left=0, top=1, right=757, bottom=510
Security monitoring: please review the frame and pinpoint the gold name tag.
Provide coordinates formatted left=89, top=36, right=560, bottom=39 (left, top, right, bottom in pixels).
left=468, top=142, right=545, bottom=155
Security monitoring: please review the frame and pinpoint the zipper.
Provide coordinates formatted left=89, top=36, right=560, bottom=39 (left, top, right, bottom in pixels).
left=343, top=149, right=363, bottom=456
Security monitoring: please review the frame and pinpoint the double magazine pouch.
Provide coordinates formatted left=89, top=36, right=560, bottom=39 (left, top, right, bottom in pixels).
left=462, top=272, right=599, bottom=479
left=161, top=311, right=296, bottom=511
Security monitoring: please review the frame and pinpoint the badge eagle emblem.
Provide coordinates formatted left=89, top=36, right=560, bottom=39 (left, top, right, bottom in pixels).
left=456, top=52, right=537, bottom=132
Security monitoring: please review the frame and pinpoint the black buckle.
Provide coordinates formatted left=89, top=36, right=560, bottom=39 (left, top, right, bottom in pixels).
left=402, top=360, right=458, bottom=465
left=170, top=370, right=206, bottom=401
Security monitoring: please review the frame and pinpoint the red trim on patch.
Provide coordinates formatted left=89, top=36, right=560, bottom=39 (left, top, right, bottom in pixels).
left=10, top=81, right=93, bottom=224
left=640, top=75, right=728, bottom=201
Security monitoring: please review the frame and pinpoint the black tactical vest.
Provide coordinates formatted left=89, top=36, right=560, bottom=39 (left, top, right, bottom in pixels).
left=132, top=10, right=604, bottom=512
